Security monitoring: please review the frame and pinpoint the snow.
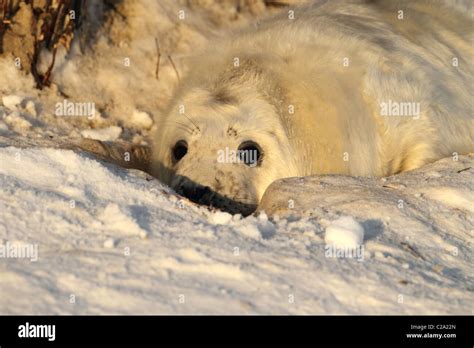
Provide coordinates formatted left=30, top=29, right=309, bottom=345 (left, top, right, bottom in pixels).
left=131, top=110, right=154, bottom=130
left=208, top=211, right=233, bottom=225
left=81, top=126, right=123, bottom=142
left=423, top=187, right=474, bottom=213
left=24, top=101, right=37, bottom=117
left=2, top=95, right=23, bottom=110
left=103, top=238, right=117, bottom=249
left=325, top=216, right=365, bottom=249
left=0, top=147, right=472, bottom=314
left=95, top=203, right=149, bottom=239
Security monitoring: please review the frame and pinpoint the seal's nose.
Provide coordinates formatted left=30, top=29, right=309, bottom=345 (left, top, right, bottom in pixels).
left=181, top=184, right=211, bottom=203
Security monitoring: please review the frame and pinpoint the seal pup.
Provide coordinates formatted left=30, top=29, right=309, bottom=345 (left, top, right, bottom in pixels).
left=151, top=0, right=474, bottom=215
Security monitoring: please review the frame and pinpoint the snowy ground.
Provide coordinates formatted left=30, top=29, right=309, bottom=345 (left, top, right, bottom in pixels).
left=0, top=0, right=473, bottom=314
left=0, top=147, right=472, bottom=314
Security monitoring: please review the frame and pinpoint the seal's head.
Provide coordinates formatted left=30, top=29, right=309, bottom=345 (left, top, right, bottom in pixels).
left=152, top=58, right=298, bottom=215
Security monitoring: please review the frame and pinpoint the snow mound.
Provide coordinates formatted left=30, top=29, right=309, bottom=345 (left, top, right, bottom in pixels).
left=325, top=216, right=364, bottom=249
left=96, top=203, right=149, bottom=239
left=2, top=95, right=23, bottom=110
left=0, top=147, right=472, bottom=314
left=131, top=110, right=153, bottom=130
left=81, top=126, right=122, bottom=141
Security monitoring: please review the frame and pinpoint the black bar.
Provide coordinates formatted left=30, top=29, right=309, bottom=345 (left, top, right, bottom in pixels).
left=0, top=315, right=471, bottom=346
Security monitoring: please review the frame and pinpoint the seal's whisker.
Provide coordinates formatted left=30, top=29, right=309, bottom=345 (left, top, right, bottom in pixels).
left=233, top=128, right=272, bottom=137
left=181, top=112, right=201, bottom=132
left=163, top=120, right=194, bottom=134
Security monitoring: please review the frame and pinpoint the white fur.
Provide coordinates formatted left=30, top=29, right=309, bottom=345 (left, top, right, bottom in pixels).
left=152, top=0, right=474, bottom=212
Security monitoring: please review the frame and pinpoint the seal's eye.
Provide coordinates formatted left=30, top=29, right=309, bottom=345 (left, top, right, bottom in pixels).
left=172, top=140, right=188, bottom=162
left=238, top=141, right=263, bottom=167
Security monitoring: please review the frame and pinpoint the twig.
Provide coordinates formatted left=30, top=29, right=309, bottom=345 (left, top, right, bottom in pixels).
left=457, top=167, right=471, bottom=173
left=1, top=0, right=7, bottom=23
left=0, top=0, right=10, bottom=53
left=42, top=43, right=58, bottom=86
left=154, top=37, right=161, bottom=79
left=167, top=54, right=180, bottom=81
left=31, top=0, right=81, bottom=88
left=1, top=0, right=6, bottom=23
left=400, top=241, right=426, bottom=261
left=264, top=0, right=291, bottom=8
left=30, top=28, right=44, bottom=88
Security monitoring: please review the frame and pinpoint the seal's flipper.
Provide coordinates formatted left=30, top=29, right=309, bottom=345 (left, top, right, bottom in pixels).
left=78, top=138, right=152, bottom=174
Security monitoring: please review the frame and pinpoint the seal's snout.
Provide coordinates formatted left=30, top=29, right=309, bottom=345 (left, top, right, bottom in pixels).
left=172, top=175, right=257, bottom=216
left=180, top=183, right=211, bottom=203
